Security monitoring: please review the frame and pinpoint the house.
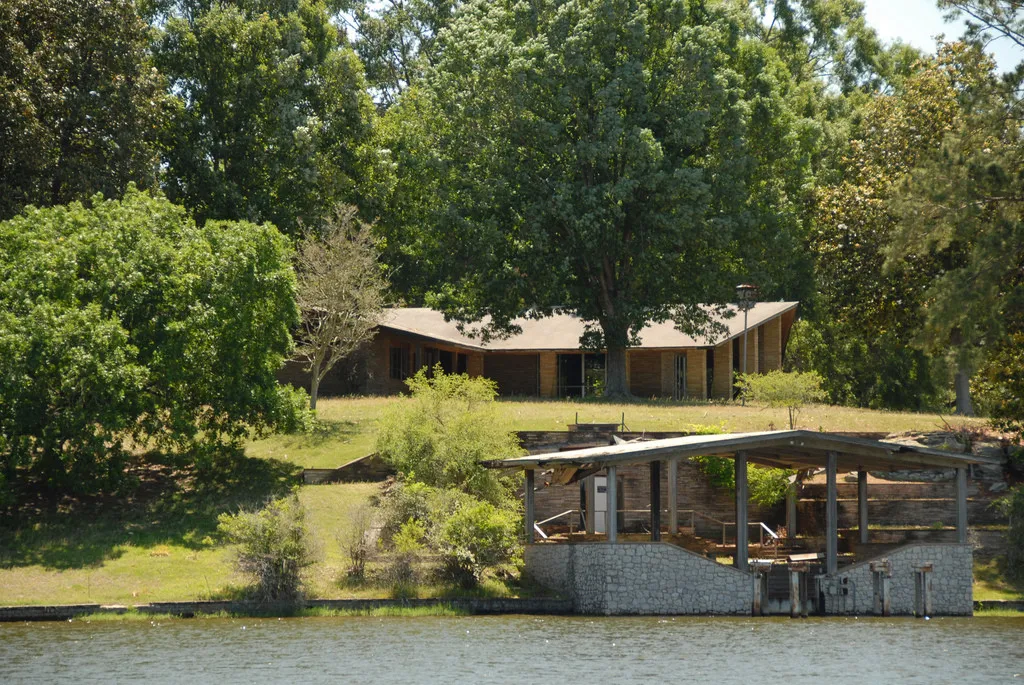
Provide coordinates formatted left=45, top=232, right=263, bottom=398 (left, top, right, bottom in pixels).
left=285, top=302, right=797, bottom=399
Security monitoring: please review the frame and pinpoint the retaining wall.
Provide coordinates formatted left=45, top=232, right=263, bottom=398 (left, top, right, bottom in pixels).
left=525, top=542, right=754, bottom=615
left=824, top=543, right=974, bottom=616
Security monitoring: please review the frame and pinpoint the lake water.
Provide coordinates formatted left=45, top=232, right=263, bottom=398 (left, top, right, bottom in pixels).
left=2, top=615, right=1023, bottom=684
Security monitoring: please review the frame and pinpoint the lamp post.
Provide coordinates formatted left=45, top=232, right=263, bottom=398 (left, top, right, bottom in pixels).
left=735, top=284, right=759, bottom=404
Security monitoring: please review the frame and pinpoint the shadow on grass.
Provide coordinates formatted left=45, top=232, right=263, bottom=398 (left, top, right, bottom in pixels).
left=0, top=450, right=302, bottom=571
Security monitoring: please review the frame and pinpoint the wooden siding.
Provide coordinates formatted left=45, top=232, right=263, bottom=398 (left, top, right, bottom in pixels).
left=484, top=353, right=540, bottom=396
left=539, top=352, right=557, bottom=398
left=660, top=352, right=675, bottom=397
left=686, top=349, right=707, bottom=399
left=712, top=342, right=732, bottom=399
left=628, top=350, right=662, bottom=398
left=762, top=316, right=782, bottom=371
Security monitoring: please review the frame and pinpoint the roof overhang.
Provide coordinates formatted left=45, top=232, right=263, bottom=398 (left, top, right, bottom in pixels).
left=485, top=430, right=998, bottom=472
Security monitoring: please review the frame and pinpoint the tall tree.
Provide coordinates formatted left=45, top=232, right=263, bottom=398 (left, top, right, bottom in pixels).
left=886, top=42, right=1023, bottom=415
left=350, top=0, right=461, bottom=109
left=153, top=0, right=375, bottom=237
left=381, top=0, right=815, bottom=397
left=0, top=0, right=167, bottom=220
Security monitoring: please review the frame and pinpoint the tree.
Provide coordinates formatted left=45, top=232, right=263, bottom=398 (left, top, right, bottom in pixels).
left=800, top=45, right=978, bottom=411
left=153, top=0, right=375, bottom=237
left=0, top=0, right=167, bottom=220
left=379, top=0, right=815, bottom=397
left=0, top=188, right=300, bottom=495
left=736, top=370, right=826, bottom=429
left=350, top=0, right=462, bottom=109
left=294, top=205, right=388, bottom=409
left=885, top=42, right=1022, bottom=415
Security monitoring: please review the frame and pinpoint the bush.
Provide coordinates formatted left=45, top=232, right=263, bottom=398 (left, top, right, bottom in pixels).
left=736, top=370, right=826, bottom=429
left=217, top=494, right=315, bottom=602
left=0, top=188, right=300, bottom=495
left=386, top=518, right=427, bottom=593
left=376, top=368, right=523, bottom=505
left=995, top=486, right=1024, bottom=582
left=437, top=500, right=520, bottom=588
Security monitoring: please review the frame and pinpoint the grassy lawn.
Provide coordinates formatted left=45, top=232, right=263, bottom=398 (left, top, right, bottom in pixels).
left=974, top=556, right=1024, bottom=602
left=247, top=396, right=979, bottom=469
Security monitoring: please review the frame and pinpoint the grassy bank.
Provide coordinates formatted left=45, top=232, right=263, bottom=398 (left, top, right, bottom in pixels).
left=246, top=396, right=979, bottom=470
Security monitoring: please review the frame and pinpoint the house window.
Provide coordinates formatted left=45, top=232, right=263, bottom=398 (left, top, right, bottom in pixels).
left=390, top=346, right=407, bottom=380
left=457, top=353, right=468, bottom=374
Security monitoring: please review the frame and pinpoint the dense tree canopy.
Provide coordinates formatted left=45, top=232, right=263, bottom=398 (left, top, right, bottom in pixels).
left=0, top=189, right=300, bottom=496
left=0, top=0, right=168, bottom=220
left=153, top=0, right=375, bottom=236
left=377, top=0, right=817, bottom=396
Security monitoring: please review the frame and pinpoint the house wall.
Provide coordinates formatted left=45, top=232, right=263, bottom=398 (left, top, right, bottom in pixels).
left=525, top=542, right=754, bottom=615
left=762, top=316, right=783, bottom=371
left=660, top=352, right=675, bottom=397
left=484, top=353, right=540, bottom=396
left=712, top=342, right=732, bottom=399
left=687, top=349, right=707, bottom=399
left=539, top=352, right=557, bottom=398
left=627, top=351, right=662, bottom=398
left=743, top=326, right=759, bottom=374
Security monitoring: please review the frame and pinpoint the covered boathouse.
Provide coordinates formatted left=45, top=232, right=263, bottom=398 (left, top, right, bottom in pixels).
left=486, top=431, right=998, bottom=616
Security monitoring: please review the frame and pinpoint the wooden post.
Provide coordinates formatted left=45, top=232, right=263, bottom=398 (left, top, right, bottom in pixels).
left=956, top=467, right=968, bottom=544
left=858, top=469, right=869, bottom=545
left=668, top=458, right=678, bottom=535
left=786, top=482, right=797, bottom=539
left=735, top=451, right=749, bottom=572
left=607, top=465, right=618, bottom=543
left=586, top=475, right=596, bottom=535
left=525, top=469, right=535, bottom=544
left=650, top=460, right=661, bottom=541
left=826, top=451, right=838, bottom=575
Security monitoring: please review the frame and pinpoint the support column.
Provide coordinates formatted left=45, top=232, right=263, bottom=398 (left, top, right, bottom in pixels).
left=956, top=467, right=968, bottom=544
left=607, top=465, right=618, bottom=543
left=524, top=469, right=535, bottom=544
left=668, top=458, right=679, bottom=535
left=585, top=475, right=597, bottom=535
left=786, top=481, right=797, bottom=539
left=735, top=451, right=749, bottom=572
left=826, top=451, right=838, bottom=575
left=650, top=460, right=661, bottom=541
left=858, top=469, right=869, bottom=545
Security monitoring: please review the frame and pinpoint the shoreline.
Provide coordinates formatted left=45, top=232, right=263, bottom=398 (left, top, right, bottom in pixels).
left=2, top=598, right=1021, bottom=622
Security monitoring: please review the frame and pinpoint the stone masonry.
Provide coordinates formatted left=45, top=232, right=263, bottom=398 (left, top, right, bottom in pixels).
left=825, top=543, right=973, bottom=616
left=525, top=542, right=754, bottom=615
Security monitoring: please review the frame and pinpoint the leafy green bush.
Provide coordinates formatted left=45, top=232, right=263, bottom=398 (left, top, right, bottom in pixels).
left=376, top=367, right=523, bottom=505
left=736, top=370, right=827, bottom=429
left=0, top=188, right=299, bottom=495
left=217, top=494, right=315, bottom=602
left=995, top=486, right=1024, bottom=582
left=690, top=455, right=793, bottom=507
left=437, top=500, right=520, bottom=588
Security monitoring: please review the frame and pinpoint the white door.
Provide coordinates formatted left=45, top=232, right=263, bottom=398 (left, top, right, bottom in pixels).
left=594, top=476, right=608, bottom=534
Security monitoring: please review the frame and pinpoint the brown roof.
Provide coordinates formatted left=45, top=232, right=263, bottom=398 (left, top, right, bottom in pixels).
left=379, top=302, right=798, bottom=352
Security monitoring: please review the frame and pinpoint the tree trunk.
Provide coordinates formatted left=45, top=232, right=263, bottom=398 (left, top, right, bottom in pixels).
left=310, top=360, right=320, bottom=410
left=954, top=367, right=974, bottom=417
left=604, top=344, right=630, bottom=398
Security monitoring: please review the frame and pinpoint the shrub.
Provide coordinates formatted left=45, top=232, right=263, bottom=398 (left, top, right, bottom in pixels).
left=376, top=368, right=523, bottom=505
left=217, top=494, right=315, bottom=602
left=342, top=504, right=374, bottom=580
left=387, top=518, right=426, bottom=590
left=995, top=486, right=1024, bottom=582
left=437, top=500, right=520, bottom=588
left=0, top=188, right=300, bottom=495
left=736, top=370, right=826, bottom=429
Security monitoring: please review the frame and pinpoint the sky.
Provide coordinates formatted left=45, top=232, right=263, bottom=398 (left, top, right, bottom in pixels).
left=861, top=0, right=1020, bottom=72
